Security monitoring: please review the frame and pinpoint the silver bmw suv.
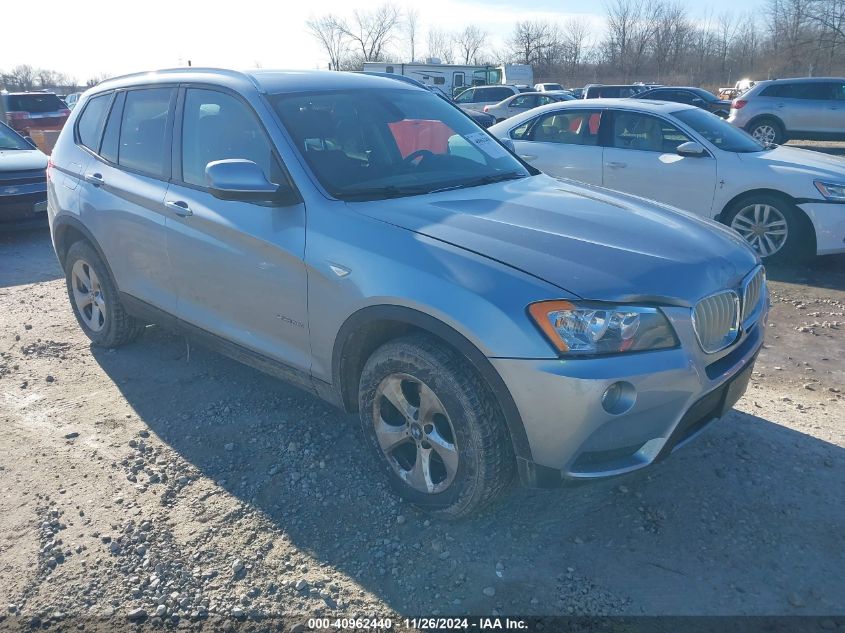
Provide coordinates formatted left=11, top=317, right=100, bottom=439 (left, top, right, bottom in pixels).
left=48, top=68, right=767, bottom=516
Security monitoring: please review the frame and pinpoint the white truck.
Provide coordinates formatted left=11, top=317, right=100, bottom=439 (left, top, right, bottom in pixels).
left=362, top=61, right=533, bottom=97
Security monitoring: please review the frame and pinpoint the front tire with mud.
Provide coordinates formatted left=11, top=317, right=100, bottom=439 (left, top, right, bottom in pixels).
left=358, top=333, right=515, bottom=518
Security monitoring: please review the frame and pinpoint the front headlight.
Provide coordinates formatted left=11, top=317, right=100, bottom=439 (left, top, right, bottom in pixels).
left=528, top=300, right=679, bottom=356
left=814, top=180, right=845, bottom=201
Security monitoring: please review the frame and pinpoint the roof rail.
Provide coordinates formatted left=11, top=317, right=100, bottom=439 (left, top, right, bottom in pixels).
left=97, top=67, right=262, bottom=91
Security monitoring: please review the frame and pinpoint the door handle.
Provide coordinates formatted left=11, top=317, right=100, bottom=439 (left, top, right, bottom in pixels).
left=607, top=161, right=627, bottom=169
left=519, top=154, right=537, bottom=160
left=84, top=172, right=104, bottom=186
left=165, top=200, right=193, bottom=217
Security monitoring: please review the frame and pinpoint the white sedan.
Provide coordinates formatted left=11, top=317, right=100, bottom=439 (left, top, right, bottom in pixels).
left=489, top=99, right=845, bottom=260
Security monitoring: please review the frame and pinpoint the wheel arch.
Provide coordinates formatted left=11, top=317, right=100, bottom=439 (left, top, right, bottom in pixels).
left=331, top=304, right=533, bottom=463
left=52, top=216, right=118, bottom=285
left=745, top=113, right=786, bottom=135
left=716, top=188, right=817, bottom=253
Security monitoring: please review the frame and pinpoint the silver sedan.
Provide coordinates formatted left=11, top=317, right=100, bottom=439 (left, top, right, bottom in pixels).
left=483, top=91, right=573, bottom=122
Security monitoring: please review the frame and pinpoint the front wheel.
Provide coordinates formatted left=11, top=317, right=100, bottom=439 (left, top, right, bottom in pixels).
left=748, top=117, right=785, bottom=146
left=358, top=334, right=515, bottom=518
left=725, top=195, right=811, bottom=261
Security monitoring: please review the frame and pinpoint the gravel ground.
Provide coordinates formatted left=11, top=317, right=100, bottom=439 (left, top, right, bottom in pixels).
left=0, top=226, right=843, bottom=630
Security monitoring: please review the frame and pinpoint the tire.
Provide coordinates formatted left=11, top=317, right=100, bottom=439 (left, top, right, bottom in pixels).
left=64, top=240, right=146, bottom=347
left=723, top=194, right=812, bottom=262
left=747, top=117, right=785, bottom=146
left=358, top=333, right=515, bottom=518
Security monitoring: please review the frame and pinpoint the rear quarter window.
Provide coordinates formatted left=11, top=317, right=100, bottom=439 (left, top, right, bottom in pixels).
left=76, top=93, right=112, bottom=152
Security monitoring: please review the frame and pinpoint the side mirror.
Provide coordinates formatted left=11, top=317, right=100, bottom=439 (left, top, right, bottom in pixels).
left=676, top=141, right=707, bottom=157
left=691, top=98, right=706, bottom=107
left=499, top=138, right=515, bottom=152
left=205, top=159, right=297, bottom=204
left=24, top=136, right=37, bottom=149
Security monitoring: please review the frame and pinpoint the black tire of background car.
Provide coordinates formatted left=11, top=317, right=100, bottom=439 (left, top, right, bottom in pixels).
left=64, top=241, right=146, bottom=347
left=723, top=193, right=813, bottom=263
left=358, top=333, right=516, bottom=518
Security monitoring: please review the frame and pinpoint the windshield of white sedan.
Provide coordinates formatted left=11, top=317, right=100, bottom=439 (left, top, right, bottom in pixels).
left=272, top=89, right=530, bottom=200
left=0, top=124, right=30, bottom=150
left=672, top=108, right=765, bottom=153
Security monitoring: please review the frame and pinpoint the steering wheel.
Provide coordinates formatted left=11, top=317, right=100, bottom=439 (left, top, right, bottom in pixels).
left=402, top=149, right=435, bottom=167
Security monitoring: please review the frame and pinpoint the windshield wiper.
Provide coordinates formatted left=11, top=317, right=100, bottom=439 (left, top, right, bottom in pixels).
left=428, top=171, right=528, bottom=194
left=339, top=185, right=429, bottom=201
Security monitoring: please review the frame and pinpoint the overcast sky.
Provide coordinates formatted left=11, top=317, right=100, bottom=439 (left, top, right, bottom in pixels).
left=4, top=0, right=756, bottom=82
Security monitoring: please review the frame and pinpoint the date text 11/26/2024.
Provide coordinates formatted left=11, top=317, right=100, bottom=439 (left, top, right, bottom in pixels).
left=307, top=618, right=529, bottom=630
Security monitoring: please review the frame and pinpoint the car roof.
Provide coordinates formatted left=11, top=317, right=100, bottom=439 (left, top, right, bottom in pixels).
left=497, top=98, right=697, bottom=126
left=88, top=67, right=417, bottom=97
left=755, top=76, right=845, bottom=85
left=559, top=98, right=696, bottom=113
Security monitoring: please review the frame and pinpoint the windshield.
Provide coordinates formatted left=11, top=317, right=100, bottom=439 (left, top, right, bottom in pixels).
left=0, top=124, right=30, bottom=150
left=271, top=89, right=530, bottom=201
left=672, top=108, right=765, bottom=153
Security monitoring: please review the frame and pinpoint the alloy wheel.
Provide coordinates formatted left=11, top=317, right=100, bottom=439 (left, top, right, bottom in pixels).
left=730, top=203, right=789, bottom=258
left=751, top=124, right=777, bottom=145
left=71, top=259, right=107, bottom=332
left=372, top=373, right=459, bottom=494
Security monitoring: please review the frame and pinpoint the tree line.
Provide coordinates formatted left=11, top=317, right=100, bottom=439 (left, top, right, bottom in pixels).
left=0, top=65, right=108, bottom=93
left=308, top=0, right=845, bottom=89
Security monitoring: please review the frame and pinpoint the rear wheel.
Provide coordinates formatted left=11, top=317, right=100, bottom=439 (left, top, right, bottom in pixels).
left=64, top=241, right=145, bottom=347
left=358, top=334, right=515, bottom=518
left=747, top=117, right=785, bottom=146
left=724, top=194, right=811, bottom=261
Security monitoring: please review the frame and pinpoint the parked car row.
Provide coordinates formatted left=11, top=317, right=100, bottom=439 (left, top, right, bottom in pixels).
left=489, top=98, right=845, bottom=260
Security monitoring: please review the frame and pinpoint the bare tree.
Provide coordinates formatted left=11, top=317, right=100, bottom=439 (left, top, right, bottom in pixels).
left=426, top=28, right=455, bottom=63
left=405, top=8, right=420, bottom=62
left=454, top=25, right=487, bottom=64
left=85, top=74, right=110, bottom=88
left=1, top=65, right=37, bottom=91
left=307, top=15, right=349, bottom=70
left=339, top=3, right=402, bottom=62
left=561, top=17, right=591, bottom=78
left=508, top=21, right=553, bottom=66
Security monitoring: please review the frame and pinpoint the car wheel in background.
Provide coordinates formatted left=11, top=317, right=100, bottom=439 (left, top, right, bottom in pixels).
left=747, top=117, right=785, bottom=146
left=358, top=333, right=515, bottom=518
left=724, top=194, right=811, bottom=261
left=64, top=241, right=146, bottom=347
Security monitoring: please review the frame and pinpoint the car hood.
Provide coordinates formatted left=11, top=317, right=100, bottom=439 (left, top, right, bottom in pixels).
left=739, top=144, right=845, bottom=178
left=355, top=175, right=758, bottom=304
left=0, top=149, right=48, bottom=171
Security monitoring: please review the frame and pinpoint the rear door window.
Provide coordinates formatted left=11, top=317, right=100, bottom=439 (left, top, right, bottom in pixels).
left=76, top=93, right=112, bottom=152
left=117, top=88, right=173, bottom=178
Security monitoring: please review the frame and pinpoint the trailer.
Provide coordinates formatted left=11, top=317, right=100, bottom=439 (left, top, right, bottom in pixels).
left=362, top=61, right=533, bottom=97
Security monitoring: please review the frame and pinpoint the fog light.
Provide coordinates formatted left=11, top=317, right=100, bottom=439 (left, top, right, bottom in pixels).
left=601, top=381, right=636, bottom=415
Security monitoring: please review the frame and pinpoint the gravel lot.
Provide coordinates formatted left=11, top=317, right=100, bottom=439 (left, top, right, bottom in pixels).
left=0, top=224, right=843, bottom=629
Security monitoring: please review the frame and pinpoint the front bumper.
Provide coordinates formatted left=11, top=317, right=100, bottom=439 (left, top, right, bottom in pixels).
left=493, top=301, right=767, bottom=487
left=797, top=201, right=845, bottom=255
